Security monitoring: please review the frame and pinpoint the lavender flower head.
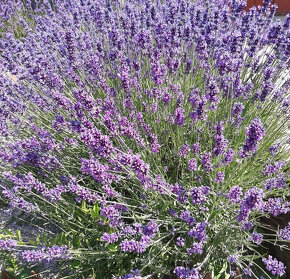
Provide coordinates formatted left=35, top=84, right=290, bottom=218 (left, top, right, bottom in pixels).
left=238, top=187, right=265, bottom=222
left=178, top=144, right=191, bottom=157
left=262, top=255, right=286, bottom=277
left=278, top=223, right=290, bottom=241
left=101, top=232, right=120, bottom=244
left=188, top=158, right=197, bottom=171
left=250, top=231, right=263, bottom=245
left=269, top=143, right=280, bottom=156
left=187, top=242, right=203, bottom=255
left=21, top=245, right=69, bottom=263
left=239, top=118, right=265, bottom=158
left=201, top=152, right=214, bottom=173
left=0, top=239, right=17, bottom=251
left=118, top=269, right=142, bottom=279
left=176, top=237, right=185, bottom=247
left=173, top=266, right=202, bottom=279
left=241, top=187, right=265, bottom=211
left=228, top=254, right=238, bottom=263
left=226, top=185, right=242, bottom=203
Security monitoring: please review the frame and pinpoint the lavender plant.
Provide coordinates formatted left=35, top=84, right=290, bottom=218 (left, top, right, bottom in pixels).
left=0, top=0, right=289, bottom=278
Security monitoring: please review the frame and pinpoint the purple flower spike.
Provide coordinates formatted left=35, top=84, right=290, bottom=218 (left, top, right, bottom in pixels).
left=228, top=255, right=238, bottom=263
left=176, top=237, right=185, bottom=247
left=239, top=118, right=265, bottom=158
left=262, top=255, right=286, bottom=277
left=174, top=106, right=185, bottom=126
left=226, top=185, right=242, bottom=203
left=0, top=239, right=17, bottom=251
left=201, top=152, right=214, bottom=173
left=178, top=144, right=191, bottom=157
left=21, top=245, right=69, bottom=263
left=279, top=223, right=290, bottom=240
left=214, top=171, right=224, bottom=183
left=173, top=266, right=202, bottom=279
left=101, top=233, right=120, bottom=244
left=187, top=242, right=203, bottom=255
left=190, top=186, right=210, bottom=205
left=192, top=143, right=200, bottom=154
left=143, top=220, right=158, bottom=238
left=250, top=231, right=263, bottom=245
left=118, top=269, right=142, bottom=279
left=238, top=187, right=264, bottom=222
left=188, top=158, right=197, bottom=171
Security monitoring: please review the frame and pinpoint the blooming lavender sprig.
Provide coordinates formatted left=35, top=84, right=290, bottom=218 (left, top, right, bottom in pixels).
left=176, top=237, right=185, bottom=247
left=239, top=118, right=266, bottom=158
left=0, top=239, right=17, bottom=251
left=262, top=255, right=286, bottom=277
left=265, top=198, right=289, bottom=216
left=101, top=233, right=120, bottom=244
left=118, top=270, right=142, bottom=279
left=226, top=186, right=242, bottom=203
left=187, top=242, right=203, bottom=255
left=228, top=255, right=238, bottom=263
left=238, top=187, right=265, bottom=222
left=120, top=236, right=151, bottom=254
left=278, top=223, right=290, bottom=241
left=250, top=231, right=263, bottom=245
left=173, top=266, right=202, bottom=279
left=188, top=158, right=197, bottom=171
left=20, top=245, right=70, bottom=263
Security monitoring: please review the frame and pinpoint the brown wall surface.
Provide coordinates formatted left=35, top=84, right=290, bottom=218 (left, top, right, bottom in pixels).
left=273, top=0, right=290, bottom=15
left=246, top=0, right=290, bottom=14
left=245, top=0, right=263, bottom=11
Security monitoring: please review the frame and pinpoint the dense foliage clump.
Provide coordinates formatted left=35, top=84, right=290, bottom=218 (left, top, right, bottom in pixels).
left=0, top=0, right=289, bottom=278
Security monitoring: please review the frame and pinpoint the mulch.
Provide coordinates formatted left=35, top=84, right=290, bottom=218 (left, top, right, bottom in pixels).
left=1, top=270, right=39, bottom=279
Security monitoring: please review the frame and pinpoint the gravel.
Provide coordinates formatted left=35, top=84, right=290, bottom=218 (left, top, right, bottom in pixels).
left=0, top=206, right=63, bottom=278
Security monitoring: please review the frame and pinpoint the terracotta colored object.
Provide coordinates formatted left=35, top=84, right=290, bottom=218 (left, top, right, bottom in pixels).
left=273, top=0, right=290, bottom=15
left=203, top=273, right=212, bottom=279
left=246, top=0, right=290, bottom=14
left=245, top=0, right=263, bottom=11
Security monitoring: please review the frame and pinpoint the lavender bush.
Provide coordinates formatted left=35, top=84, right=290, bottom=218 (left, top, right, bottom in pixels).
left=0, top=0, right=289, bottom=278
